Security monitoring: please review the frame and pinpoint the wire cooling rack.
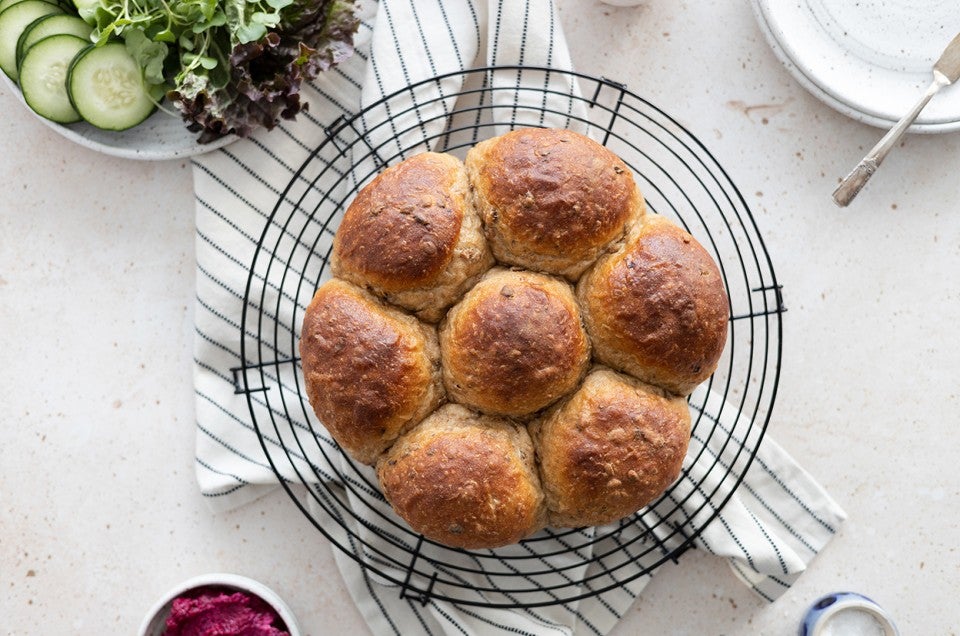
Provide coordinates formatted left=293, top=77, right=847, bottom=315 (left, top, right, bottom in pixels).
left=234, top=66, right=784, bottom=608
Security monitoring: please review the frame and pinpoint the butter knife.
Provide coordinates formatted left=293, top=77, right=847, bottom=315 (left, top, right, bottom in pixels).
left=832, top=31, right=960, bottom=207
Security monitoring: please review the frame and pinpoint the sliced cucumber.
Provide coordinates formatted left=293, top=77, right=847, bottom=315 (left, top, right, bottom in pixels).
left=16, top=14, right=91, bottom=69
left=19, top=34, right=88, bottom=123
left=0, top=0, right=72, bottom=11
left=0, top=0, right=28, bottom=14
left=0, top=0, right=62, bottom=81
left=67, top=42, right=156, bottom=131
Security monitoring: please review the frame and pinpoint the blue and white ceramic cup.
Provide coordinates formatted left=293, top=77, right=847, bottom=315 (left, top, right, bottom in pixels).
left=800, top=592, right=899, bottom=636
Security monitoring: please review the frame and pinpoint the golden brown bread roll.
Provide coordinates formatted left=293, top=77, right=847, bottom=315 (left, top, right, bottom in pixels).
left=466, top=127, right=643, bottom=281
left=531, top=367, right=691, bottom=528
left=577, top=214, right=729, bottom=396
left=332, top=152, right=494, bottom=323
left=299, top=133, right=732, bottom=549
left=377, top=404, right=546, bottom=549
left=299, top=279, right=444, bottom=464
left=439, top=268, right=590, bottom=418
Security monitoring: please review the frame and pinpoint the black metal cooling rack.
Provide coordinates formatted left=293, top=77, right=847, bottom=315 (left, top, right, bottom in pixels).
left=234, top=66, right=785, bottom=608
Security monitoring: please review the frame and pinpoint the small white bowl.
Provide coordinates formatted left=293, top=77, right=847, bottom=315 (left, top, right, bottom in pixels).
left=138, top=573, right=302, bottom=636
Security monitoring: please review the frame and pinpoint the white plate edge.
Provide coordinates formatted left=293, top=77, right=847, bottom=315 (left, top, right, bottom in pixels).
left=750, top=0, right=960, bottom=134
left=1, top=73, right=237, bottom=160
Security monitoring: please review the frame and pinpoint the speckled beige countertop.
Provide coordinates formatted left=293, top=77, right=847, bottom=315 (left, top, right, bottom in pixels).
left=2, top=2, right=959, bottom=634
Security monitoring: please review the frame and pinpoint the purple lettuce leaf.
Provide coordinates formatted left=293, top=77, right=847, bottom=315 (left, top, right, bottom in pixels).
left=169, top=0, right=359, bottom=143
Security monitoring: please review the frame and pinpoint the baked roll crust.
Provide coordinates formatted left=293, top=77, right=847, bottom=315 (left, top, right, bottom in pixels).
left=377, top=404, right=546, bottom=549
left=439, top=268, right=590, bottom=418
left=299, top=279, right=444, bottom=464
left=578, top=214, right=729, bottom=396
left=333, top=152, right=493, bottom=322
left=467, top=128, right=643, bottom=281
left=532, top=367, right=691, bottom=528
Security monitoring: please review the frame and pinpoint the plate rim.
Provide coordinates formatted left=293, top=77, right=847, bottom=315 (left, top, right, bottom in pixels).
left=751, top=0, right=960, bottom=134
left=1, top=73, right=236, bottom=160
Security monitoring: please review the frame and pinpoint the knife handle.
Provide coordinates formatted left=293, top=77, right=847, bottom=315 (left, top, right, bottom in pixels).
left=833, top=73, right=948, bottom=207
left=832, top=160, right=878, bottom=207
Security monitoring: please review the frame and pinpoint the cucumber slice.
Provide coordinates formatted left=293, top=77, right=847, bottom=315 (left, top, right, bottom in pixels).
left=19, top=34, right=87, bottom=123
left=0, top=0, right=62, bottom=81
left=0, top=0, right=72, bottom=11
left=0, top=0, right=27, bottom=13
left=16, top=14, right=92, bottom=68
left=67, top=42, right=156, bottom=131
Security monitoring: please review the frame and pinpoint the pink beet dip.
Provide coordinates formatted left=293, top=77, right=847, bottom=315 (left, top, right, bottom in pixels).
left=162, top=587, right=290, bottom=636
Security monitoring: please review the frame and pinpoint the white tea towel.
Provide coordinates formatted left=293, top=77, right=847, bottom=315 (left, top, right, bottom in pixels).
left=190, top=1, right=847, bottom=634
left=305, top=387, right=845, bottom=636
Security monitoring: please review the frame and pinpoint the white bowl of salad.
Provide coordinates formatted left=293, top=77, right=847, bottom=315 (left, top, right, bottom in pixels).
left=0, top=0, right=358, bottom=159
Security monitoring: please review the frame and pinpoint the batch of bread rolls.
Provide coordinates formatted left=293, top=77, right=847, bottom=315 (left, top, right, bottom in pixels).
left=299, top=127, right=730, bottom=550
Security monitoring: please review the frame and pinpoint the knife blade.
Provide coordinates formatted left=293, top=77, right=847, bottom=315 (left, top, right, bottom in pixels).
left=832, top=31, right=960, bottom=207
left=934, top=31, right=960, bottom=84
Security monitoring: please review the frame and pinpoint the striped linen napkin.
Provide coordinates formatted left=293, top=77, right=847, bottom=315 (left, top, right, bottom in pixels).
left=190, top=1, right=847, bottom=634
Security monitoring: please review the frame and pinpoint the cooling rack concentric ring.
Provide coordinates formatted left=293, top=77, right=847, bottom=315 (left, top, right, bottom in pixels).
left=235, top=66, right=784, bottom=608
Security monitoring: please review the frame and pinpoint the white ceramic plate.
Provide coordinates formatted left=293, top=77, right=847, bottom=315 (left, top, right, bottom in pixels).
left=2, top=73, right=236, bottom=160
left=752, top=0, right=960, bottom=133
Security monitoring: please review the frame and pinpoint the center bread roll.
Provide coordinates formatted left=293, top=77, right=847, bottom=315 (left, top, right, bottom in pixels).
left=439, top=268, right=591, bottom=418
